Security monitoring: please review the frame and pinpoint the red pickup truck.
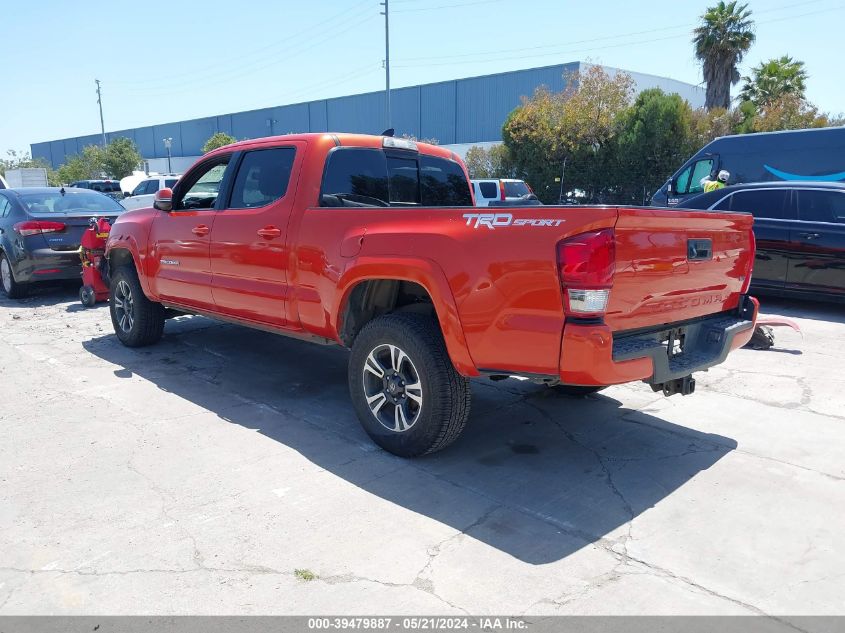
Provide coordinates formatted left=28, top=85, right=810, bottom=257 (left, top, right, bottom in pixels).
left=105, top=133, right=758, bottom=457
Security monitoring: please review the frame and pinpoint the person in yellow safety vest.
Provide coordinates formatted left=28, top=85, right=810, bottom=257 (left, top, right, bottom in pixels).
left=702, top=170, right=730, bottom=193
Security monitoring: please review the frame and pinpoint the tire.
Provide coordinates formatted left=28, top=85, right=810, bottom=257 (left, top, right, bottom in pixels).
left=80, top=285, right=96, bottom=308
left=109, top=265, right=165, bottom=347
left=348, top=313, right=471, bottom=457
left=0, top=252, right=28, bottom=299
left=744, top=325, right=775, bottom=350
left=550, top=384, right=605, bottom=397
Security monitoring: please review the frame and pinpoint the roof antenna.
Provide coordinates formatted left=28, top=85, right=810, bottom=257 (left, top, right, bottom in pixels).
left=382, top=128, right=395, bottom=137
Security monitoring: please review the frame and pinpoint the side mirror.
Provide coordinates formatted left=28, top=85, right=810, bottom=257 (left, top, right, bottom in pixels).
left=123, top=191, right=131, bottom=198
left=153, top=187, right=173, bottom=212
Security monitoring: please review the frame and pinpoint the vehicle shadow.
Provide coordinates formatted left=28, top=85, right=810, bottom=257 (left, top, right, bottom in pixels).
left=82, top=317, right=738, bottom=564
left=0, top=280, right=81, bottom=309
left=757, top=295, right=845, bottom=325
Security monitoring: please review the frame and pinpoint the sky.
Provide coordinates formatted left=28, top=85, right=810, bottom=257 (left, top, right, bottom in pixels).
left=2, top=0, right=843, bottom=155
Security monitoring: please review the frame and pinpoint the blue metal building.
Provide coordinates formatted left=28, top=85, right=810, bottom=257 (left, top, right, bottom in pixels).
left=31, top=62, right=704, bottom=169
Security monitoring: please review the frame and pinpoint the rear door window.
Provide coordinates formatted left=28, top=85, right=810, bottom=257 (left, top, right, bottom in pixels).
left=478, top=181, right=498, bottom=199
left=728, top=189, right=791, bottom=219
left=165, top=178, right=178, bottom=189
left=320, top=149, right=389, bottom=207
left=229, top=147, right=296, bottom=209
left=796, top=189, right=845, bottom=223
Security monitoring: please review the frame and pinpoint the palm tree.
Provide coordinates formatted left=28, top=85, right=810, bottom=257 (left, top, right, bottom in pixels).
left=739, top=56, right=808, bottom=106
left=693, top=1, right=756, bottom=110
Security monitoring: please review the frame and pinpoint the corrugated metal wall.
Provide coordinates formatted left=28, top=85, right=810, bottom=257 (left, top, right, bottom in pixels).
left=31, top=62, right=704, bottom=168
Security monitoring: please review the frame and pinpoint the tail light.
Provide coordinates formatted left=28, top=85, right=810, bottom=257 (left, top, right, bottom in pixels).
left=499, top=181, right=506, bottom=200
left=741, top=229, right=756, bottom=294
left=557, top=229, right=615, bottom=317
left=13, top=221, right=66, bottom=236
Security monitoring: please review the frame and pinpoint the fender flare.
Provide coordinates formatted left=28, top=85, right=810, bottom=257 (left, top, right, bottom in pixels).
left=105, top=236, right=154, bottom=298
left=334, top=256, right=479, bottom=377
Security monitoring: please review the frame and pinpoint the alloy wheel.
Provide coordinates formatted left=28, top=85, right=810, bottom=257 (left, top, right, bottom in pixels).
left=113, top=280, right=135, bottom=333
left=362, top=343, right=424, bottom=432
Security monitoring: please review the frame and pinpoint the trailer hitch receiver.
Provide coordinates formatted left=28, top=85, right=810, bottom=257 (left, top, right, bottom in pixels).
left=651, top=375, right=696, bottom=397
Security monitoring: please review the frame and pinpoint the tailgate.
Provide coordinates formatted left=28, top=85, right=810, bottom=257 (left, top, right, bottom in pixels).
left=606, top=208, right=754, bottom=332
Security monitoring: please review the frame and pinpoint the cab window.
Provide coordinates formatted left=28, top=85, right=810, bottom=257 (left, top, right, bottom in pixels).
left=175, top=158, right=230, bottom=210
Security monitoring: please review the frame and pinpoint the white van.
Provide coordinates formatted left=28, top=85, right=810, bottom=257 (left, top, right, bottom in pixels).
left=471, top=178, right=534, bottom=206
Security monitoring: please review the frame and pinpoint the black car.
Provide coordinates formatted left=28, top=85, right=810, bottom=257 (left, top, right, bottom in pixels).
left=682, top=181, right=845, bottom=302
left=68, top=179, right=124, bottom=200
left=0, top=187, right=125, bottom=298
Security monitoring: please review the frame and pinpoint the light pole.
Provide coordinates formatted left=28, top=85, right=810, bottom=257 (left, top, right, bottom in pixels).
left=163, top=137, right=173, bottom=173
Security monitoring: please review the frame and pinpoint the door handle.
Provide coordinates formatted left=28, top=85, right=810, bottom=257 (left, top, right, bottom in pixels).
left=799, top=232, right=821, bottom=240
left=192, top=224, right=209, bottom=237
left=257, top=226, right=282, bottom=239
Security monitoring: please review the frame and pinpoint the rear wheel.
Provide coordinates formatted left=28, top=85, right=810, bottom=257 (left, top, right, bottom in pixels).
left=349, top=313, right=471, bottom=457
left=550, top=384, right=605, bottom=397
left=109, top=266, right=165, bottom=347
left=0, top=253, right=27, bottom=299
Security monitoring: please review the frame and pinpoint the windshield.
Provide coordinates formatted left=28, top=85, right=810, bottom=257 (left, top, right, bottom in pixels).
left=18, top=191, right=124, bottom=214
left=503, top=181, right=530, bottom=197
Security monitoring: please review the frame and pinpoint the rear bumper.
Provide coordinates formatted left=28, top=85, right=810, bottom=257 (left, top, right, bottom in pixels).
left=11, top=248, right=82, bottom=283
left=559, top=295, right=759, bottom=387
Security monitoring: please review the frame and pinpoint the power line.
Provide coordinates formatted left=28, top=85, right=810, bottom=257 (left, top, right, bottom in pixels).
left=107, top=0, right=375, bottom=88
left=392, top=0, right=503, bottom=12
left=394, top=4, right=845, bottom=69
left=393, top=0, right=833, bottom=64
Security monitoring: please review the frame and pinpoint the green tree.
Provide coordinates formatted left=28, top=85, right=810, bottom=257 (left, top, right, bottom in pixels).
left=503, top=66, right=634, bottom=203
left=693, top=1, right=755, bottom=110
left=615, top=89, right=698, bottom=205
left=202, top=132, right=237, bottom=153
left=740, top=55, right=808, bottom=107
left=752, top=93, right=830, bottom=132
left=102, top=137, right=142, bottom=179
left=56, top=145, right=105, bottom=183
left=464, top=145, right=514, bottom=179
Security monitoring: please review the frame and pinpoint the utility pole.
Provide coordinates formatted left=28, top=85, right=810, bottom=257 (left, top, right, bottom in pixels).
left=95, top=79, right=107, bottom=147
left=163, top=138, right=173, bottom=173
left=380, top=0, right=391, bottom=130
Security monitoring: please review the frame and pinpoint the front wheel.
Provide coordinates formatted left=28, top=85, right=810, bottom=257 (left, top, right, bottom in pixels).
left=348, top=313, right=471, bottom=457
left=0, top=253, right=28, bottom=299
left=109, top=266, right=165, bottom=347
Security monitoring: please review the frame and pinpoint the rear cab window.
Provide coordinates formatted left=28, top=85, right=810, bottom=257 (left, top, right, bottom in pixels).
left=320, top=148, right=471, bottom=208
left=503, top=180, right=530, bottom=198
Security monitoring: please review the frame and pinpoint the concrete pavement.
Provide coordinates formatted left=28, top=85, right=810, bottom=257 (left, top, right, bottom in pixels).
left=1, top=284, right=842, bottom=615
